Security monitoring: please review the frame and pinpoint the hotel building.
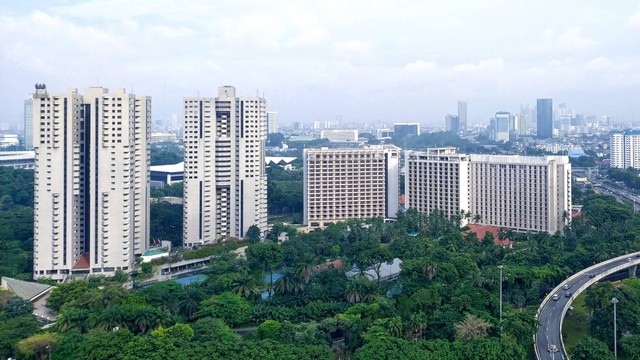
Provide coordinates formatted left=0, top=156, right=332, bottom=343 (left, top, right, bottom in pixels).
left=32, top=86, right=150, bottom=280
left=610, top=130, right=640, bottom=170
left=303, top=145, right=400, bottom=229
left=406, top=148, right=571, bottom=233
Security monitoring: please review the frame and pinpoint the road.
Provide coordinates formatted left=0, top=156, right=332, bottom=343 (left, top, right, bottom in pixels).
left=535, top=253, right=640, bottom=360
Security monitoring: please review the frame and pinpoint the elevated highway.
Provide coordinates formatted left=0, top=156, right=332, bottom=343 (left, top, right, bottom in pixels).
left=535, top=252, right=640, bottom=359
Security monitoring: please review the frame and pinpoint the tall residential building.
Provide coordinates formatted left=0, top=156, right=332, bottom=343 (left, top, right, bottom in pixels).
left=610, top=130, right=640, bottom=169
left=537, top=98, right=553, bottom=139
left=393, top=123, right=420, bottom=138
left=445, top=114, right=459, bottom=134
left=458, top=100, right=467, bottom=134
left=406, top=148, right=571, bottom=233
left=24, top=98, right=34, bottom=150
left=515, top=114, right=527, bottom=136
left=32, top=86, right=151, bottom=280
left=303, top=145, right=400, bottom=229
left=183, top=86, right=267, bottom=246
left=267, top=111, right=278, bottom=134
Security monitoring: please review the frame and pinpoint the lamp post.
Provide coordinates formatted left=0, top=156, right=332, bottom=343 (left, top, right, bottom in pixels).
left=498, top=265, right=504, bottom=341
left=612, top=297, right=619, bottom=359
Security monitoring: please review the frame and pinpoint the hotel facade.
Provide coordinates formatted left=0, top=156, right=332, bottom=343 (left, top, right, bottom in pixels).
left=406, top=148, right=571, bottom=233
left=303, top=145, right=400, bottom=229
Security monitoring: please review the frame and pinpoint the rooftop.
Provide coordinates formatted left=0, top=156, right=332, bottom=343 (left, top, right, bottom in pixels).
left=0, top=277, right=53, bottom=302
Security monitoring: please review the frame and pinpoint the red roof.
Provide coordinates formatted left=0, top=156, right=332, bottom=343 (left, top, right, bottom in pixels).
left=314, top=259, right=344, bottom=272
left=465, top=224, right=512, bottom=247
left=72, top=253, right=90, bottom=269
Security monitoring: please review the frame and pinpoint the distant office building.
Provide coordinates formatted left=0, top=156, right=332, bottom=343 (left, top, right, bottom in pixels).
left=445, top=114, right=460, bottom=134
left=150, top=132, right=177, bottom=143
left=536, top=98, right=553, bottom=139
left=458, top=100, right=467, bottom=134
left=32, top=86, right=151, bottom=281
left=393, top=123, right=420, bottom=138
left=267, top=111, right=278, bottom=134
left=376, top=128, right=393, bottom=140
left=610, top=130, right=640, bottom=169
left=321, top=129, right=358, bottom=142
left=183, top=86, right=267, bottom=246
left=24, top=98, right=33, bottom=149
left=406, top=148, right=571, bottom=233
left=515, top=114, right=527, bottom=136
left=303, top=145, right=400, bottom=229
left=293, top=122, right=303, bottom=130
left=494, top=112, right=510, bottom=141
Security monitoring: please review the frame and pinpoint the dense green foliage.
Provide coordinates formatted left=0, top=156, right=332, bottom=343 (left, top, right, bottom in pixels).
left=608, top=167, right=640, bottom=190
left=149, top=202, right=183, bottom=247
left=0, top=167, right=34, bottom=279
left=150, top=142, right=182, bottom=166
left=150, top=182, right=183, bottom=198
left=266, top=166, right=303, bottom=220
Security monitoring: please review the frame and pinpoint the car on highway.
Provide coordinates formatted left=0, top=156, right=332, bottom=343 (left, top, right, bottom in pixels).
left=628, top=258, right=633, bottom=262
left=588, top=273, right=595, bottom=278
left=552, top=294, right=559, bottom=301
left=565, top=291, right=572, bottom=298
left=562, top=284, right=570, bottom=290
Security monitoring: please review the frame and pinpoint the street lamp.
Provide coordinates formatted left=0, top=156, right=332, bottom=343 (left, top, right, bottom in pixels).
left=498, top=265, right=504, bottom=341
left=612, top=297, right=619, bottom=359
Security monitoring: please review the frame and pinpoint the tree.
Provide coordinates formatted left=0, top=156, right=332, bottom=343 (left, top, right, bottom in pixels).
left=17, top=332, right=58, bottom=360
left=454, top=314, right=492, bottom=341
left=296, top=253, right=316, bottom=284
left=245, top=225, right=262, bottom=244
left=273, top=269, right=304, bottom=295
left=2, top=296, right=34, bottom=318
left=231, top=274, right=260, bottom=298
left=569, top=336, right=614, bottom=360
left=246, top=242, right=283, bottom=298
left=356, top=245, right=392, bottom=283
left=191, top=317, right=238, bottom=343
left=0, top=315, right=40, bottom=359
left=196, top=292, right=251, bottom=327
left=621, top=334, right=640, bottom=360
left=257, top=320, right=282, bottom=340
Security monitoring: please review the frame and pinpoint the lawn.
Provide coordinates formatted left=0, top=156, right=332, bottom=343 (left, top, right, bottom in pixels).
left=561, top=292, right=590, bottom=348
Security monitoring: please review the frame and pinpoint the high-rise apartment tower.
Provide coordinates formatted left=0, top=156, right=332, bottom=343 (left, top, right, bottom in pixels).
left=32, top=86, right=150, bottom=280
left=458, top=100, right=467, bottom=134
left=183, top=86, right=267, bottom=246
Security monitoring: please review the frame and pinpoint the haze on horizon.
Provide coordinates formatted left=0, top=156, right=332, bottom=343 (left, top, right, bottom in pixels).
left=1, top=0, right=640, bottom=128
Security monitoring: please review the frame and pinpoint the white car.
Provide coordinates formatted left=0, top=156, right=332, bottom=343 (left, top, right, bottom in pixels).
left=552, top=294, right=559, bottom=301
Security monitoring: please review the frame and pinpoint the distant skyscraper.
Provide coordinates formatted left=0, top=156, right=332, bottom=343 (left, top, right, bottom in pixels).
left=458, top=100, right=467, bottom=134
left=183, top=86, right=267, bottom=246
left=536, top=98, right=553, bottom=139
left=445, top=114, right=459, bottom=134
left=267, top=111, right=278, bottom=134
left=515, top=114, right=527, bottom=136
left=494, top=112, right=510, bottom=141
left=32, top=86, right=151, bottom=280
left=24, top=98, right=33, bottom=150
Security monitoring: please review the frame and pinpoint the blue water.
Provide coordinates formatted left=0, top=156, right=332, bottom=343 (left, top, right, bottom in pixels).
left=262, top=272, right=283, bottom=285
left=174, top=274, right=207, bottom=285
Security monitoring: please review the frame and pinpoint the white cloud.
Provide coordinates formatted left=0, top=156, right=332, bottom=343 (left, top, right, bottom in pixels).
left=335, top=39, right=373, bottom=54
left=402, top=60, right=438, bottom=74
left=453, top=58, right=505, bottom=73
left=628, top=11, right=640, bottom=28
left=556, top=27, right=599, bottom=52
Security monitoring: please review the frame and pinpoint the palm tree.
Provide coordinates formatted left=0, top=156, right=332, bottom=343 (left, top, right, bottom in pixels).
left=273, top=269, right=304, bottom=295
left=180, top=286, right=204, bottom=319
left=97, top=306, right=125, bottom=332
left=231, top=274, right=260, bottom=297
left=296, top=253, right=316, bottom=284
left=386, top=316, right=404, bottom=338
left=344, top=280, right=364, bottom=304
left=454, top=314, right=492, bottom=341
left=407, top=312, right=428, bottom=340
left=133, top=307, right=156, bottom=333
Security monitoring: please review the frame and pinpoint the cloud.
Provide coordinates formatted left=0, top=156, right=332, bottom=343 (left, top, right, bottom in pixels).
left=453, top=58, right=505, bottom=73
left=556, top=27, right=599, bottom=52
left=628, top=11, right=640, bottom=28
left=335, top=39, right=373, bottom=54
left=402, top=60, right=438, bottom=74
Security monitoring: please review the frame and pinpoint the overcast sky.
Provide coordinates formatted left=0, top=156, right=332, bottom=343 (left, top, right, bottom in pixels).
left=1, top=0, right=640, bottom=128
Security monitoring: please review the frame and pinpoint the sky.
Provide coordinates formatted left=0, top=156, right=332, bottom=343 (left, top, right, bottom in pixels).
left=1, top=0, right=640, bottom=128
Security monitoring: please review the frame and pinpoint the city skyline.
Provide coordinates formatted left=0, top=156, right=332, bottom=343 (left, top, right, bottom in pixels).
left=1, top=1, right=640, bottom=128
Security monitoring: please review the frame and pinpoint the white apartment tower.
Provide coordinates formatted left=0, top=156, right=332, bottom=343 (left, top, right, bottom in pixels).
left=406, top=148, right=571, bottom=233
left=183, top=86, right=267, bottom=246
left=303, top=145, right=400, bottom=229
left=32, top=85, right=150, bottom=280
left=267, top=111, right=278, bottom=134
left=610, top=131, right=640, bottom=169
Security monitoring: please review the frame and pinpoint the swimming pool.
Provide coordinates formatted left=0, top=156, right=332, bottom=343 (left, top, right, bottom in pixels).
left=174, top=274, right=207, bottom=285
